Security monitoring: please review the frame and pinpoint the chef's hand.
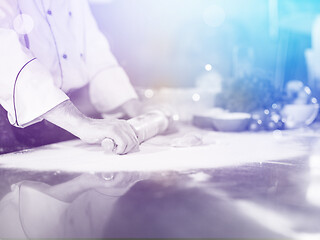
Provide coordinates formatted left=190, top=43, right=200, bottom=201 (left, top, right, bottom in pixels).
left=31, top=172, right=149, bottom=202
left=78, top=118, right=139, bottom=154
left=43, top=100, right=139, bottom=155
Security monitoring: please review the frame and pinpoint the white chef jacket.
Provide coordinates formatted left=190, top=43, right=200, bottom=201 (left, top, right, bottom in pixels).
left=0, top=0, right=138, bottom=128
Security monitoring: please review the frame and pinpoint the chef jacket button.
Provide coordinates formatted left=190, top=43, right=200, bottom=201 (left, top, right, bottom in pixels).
left=63, top=54, right=68, bottom=59
left=47, top=10, right=52, bottom=15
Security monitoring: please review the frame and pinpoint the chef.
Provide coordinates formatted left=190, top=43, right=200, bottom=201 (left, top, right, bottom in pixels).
left=0, top=0, right=142, bottom=154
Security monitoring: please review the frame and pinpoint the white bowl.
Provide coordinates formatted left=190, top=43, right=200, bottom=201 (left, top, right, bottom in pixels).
left=211, top=112, right=252, bottom=132
left=281, top=104, right=319, bottom=129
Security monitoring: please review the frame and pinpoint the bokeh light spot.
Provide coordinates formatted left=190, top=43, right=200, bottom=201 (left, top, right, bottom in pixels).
left=304, top=86, right=312, bottom=95
left=144, top=89, right=154, bottom=99
left=312, top=97, right=318, bottom=104
left=205, top=64, right=212, bottom=71
left=173, top=114, right=180, bottom=121
left=13, top=14, right=34, bottom=35
left=192, top=93, right=201, bottom=102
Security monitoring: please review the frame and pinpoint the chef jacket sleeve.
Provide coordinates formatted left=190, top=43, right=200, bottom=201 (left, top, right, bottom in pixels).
left=81, top=0, right=138, bottom=113
left=0, top=3, right=69, bottom=128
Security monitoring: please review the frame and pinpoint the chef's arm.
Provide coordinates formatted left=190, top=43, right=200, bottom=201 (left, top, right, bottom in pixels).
left=41, top=174, right=109, bottom=202
left=117, top=99, right=176, bottom=124
left=105, top=99, right=144, bottom=118
left=80, top=0, right=140, bottom=116
left=42, top=100, right=139, bottom=155
left=42, top=173, right=147, bottom=202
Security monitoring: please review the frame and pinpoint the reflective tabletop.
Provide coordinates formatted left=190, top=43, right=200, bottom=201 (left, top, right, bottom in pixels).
left=1, top=123, right=320, bottom=239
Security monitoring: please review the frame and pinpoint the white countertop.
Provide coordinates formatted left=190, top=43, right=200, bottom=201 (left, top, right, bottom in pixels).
left=0, top=124, right=310, bottom=173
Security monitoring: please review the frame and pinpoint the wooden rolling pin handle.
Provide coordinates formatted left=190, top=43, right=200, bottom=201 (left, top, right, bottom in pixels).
left=101, top=138, right=116, bottom=153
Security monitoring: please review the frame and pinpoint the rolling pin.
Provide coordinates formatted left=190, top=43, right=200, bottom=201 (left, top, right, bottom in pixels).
left=101, top=110, right=171, bottom=153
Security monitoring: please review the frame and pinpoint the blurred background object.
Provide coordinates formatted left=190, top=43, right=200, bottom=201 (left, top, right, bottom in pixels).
left=305, top=15, right=320, bottom=99
left=89, top=0, right=320, bottom=88
left=88, top=0, right=320, bottom=131
left=280, top=80, right=319, bottom=129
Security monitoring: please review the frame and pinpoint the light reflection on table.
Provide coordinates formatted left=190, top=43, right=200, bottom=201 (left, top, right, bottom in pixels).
left=1, top=125, right=320, bottom=238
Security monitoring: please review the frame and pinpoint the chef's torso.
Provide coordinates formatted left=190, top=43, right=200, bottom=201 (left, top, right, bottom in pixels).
left=15, top=0, right=88, bottom=92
